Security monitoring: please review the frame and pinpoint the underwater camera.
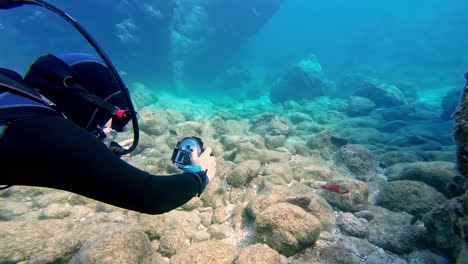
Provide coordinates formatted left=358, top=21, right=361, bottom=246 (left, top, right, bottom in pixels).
left=171, top=137, right=204, bottom=169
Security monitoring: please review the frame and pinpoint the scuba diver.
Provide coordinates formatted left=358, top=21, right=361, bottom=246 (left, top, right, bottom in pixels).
left=0, top=0, right=216, bottom=214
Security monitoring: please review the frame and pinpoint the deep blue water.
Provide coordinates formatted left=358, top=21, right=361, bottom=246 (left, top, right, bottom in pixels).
left=1, top=2, right=467, bottom=262
left=1, top=0, right=467, bottom=100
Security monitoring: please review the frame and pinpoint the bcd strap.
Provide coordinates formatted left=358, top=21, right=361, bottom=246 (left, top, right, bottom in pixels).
left=69, top=82, right=121, bottom=117
left=0, top=71, right=52, bottom=108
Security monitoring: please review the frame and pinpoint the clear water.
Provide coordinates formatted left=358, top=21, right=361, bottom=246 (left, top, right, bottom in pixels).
left=1, top=0, right=466, bottom=263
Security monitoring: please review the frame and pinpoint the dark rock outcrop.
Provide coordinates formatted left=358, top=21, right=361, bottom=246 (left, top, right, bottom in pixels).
left=441, top=88, right=462, bottom=120
left=453, top=73, right=468, bottom=178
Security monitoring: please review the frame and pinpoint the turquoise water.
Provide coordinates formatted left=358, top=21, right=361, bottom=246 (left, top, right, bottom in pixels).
left=1, top=1, right=467, bottom=263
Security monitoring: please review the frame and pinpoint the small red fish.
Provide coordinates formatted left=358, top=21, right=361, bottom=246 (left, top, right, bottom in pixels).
left=321, top=184, right=350, bottom=194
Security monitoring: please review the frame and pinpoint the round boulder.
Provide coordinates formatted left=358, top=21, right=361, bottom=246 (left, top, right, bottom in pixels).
left=337, top=212, right=369, bottom=238
left=0, top=220, right=73, bottom=263
left=246, top=187, right=290, bottom=219
left=254, top=203, right=321, bottom=256
left=170, top=241, right=240, bottom=264
left=347, top=96, right=376, bottom=117
left=335, top=144, right=377, bottom=181
left=270, top=55, right=329, bottom=103
left=376, top=180, right=447, bottom=215
left=250, top=113, right=292, bottom=137
left=236, top=243, right=281, bottom=264
left=306, top=131, right=348, bottom=159
left=320, top=178, right=369, bottom=212
left=262, top=162, right=294, bottom=184
left=227, top=160, right=261, bottom=187
left=368, top=212, right=426, bottom=254
left=398, top=161, right=461, bottom=195
left=353, top=79, right=407, bottom=107
left=157, top=231, right=189, bottom=257
left=379, top=151, right=420, bottom=167
left=69, top=224, right=158, bottom=264
left=285, top=193, right=336, bottom=232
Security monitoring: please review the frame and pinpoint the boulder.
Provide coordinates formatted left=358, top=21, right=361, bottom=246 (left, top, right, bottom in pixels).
left=320, top=178, right=369, bottom=212
left=200, top=177, right=229, bottom=208
left=250, top=113, right=292, bottom=136
left=0, top=221, right=160, bottom=264
left=235, top=243, right=281, bottom=264
left=398, top=161, right=461, bottom=195
left=170, top=241, right=240, bottom=264
left=190, top=230, right=211, bottom=243
left=174, top=121, right=203, bottom=138
left=0, top=198, right=31, bottom=220
left=337, top=212, right=369, bottom=238
left=347, top=96, right=376, bottom=117
left=211, top=207, right=229, bottom=224
left=339, top=127, right=389, bottom=145
left=138, top=108, right=171, bottom=136
left=378, top=120, right=408, bottom=133
left=157, top=231, right=189, bottom=257
left=270, top=55, right=329, bottom=103
left=0, top=220, right=73, bottom=263
left=353, top=78, right=407, bottom=107
left=68, top=223, right=158, bottom=264
left=285, top=193, right=336, bottom=232
left=407, top=250, right=451, bottom=264
left=379, top=151, right=420, bottom=167
left=40, top=203, right=72, bottom=219
left=424, top=195, right=467, bottom=258
left=291, top=161, right=337, bottom=183
left=385, top=162, right=413, bottom=181
left=289, top=112, right=313, bottom=124
left=31, top=190, right=72, bottom=208
left=420, top=151, right=457, bottom=163
left=221, top=134, right=265, bottom=151
left=375, top=105, right=417, bottom=121
left=265, top=135, right=286, bottom=149
left=386, top=135, right=441, bottom=149
left=262, top=162, right=294, bottom=184
left=226, top=160, right=261, bottom=187
left=164, top=210, right=202, bottom=237
left=137, top=214, right=168, bottom=240
left=335, top=74, right=370, bottom=98
left=306, top=131, right=348, bottom=159
left=335, top=144, right=377, bottom=181
left=368, top=212, right=426, bottom=254
left=246, top=187, right=290, bottom=219
left=232, top=142, right=291, bottom=164
left=254, top=203, right=321, bottom=256
left=207, top=224, right=232, bottom=240
left=375, top=180, right=447, bottom=215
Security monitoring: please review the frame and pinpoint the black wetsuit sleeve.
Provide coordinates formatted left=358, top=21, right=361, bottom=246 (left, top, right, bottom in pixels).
left=0, top=115, right=201, bottom=214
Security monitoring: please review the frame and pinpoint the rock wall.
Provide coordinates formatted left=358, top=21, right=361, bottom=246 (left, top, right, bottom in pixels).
left=170, top=0, right=285, bottom=93
left=453, top=73, right=468, bottom=178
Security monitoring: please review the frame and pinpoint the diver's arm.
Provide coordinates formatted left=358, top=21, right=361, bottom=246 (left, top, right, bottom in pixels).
left=0, top=115, right=202, bottom=214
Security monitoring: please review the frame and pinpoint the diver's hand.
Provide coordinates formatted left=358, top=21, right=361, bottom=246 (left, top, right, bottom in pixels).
left=118, top=139, right=133, bottom=150
left=192, top=147, right=216, bottom=181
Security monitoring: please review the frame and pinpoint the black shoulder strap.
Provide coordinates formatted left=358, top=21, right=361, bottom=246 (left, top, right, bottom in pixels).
left=0, top=70, right=52, bottom=107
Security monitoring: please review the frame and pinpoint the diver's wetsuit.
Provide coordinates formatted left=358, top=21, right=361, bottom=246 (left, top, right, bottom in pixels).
left=0, top=114, right=201, bottom=215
